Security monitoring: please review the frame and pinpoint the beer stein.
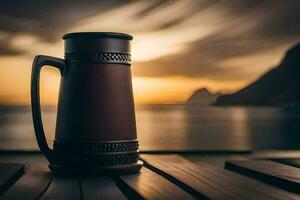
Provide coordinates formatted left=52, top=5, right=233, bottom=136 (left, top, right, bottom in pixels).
left=31, top=32, right=142, bottom=175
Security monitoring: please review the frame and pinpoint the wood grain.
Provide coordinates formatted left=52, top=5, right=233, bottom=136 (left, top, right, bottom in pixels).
left=40, top=176, right=80, bottom=200
left=272, top=158, right=300, bottom=169
left=250, top=150, right=300, bottom=159
left=1, top=167, right=52, bottom=200
left=118, top=167, right=197, bottom=200
left=0, top=163, right=24, bottom=195
left=81, top=177, right=126, bottom=200
left=225, top=160, right=300, bottom=194
left=142, top=155, right=300, bottom=200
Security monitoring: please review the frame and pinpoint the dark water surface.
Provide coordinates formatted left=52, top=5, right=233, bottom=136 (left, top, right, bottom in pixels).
left=0, top=105, right=300, bottom=151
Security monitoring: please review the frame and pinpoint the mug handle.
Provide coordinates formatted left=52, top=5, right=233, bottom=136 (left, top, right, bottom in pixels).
left=31, top=55, right=65, bottom=163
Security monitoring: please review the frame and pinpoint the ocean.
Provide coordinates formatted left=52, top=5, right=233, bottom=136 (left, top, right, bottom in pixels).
left=0, top=105, right=300, bottom=151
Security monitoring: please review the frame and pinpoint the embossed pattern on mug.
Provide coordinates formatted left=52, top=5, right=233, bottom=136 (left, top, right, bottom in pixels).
left=65, top=52, right=131, bottom=64
left=53, top=140, right=139, bottom=154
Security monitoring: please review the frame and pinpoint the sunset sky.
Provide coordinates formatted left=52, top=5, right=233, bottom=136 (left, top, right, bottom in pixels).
left=0, top=0, right=300, bottom=105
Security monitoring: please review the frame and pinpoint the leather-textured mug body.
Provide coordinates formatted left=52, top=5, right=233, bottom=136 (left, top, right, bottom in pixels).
left=50, top=32, right=142, bottom=174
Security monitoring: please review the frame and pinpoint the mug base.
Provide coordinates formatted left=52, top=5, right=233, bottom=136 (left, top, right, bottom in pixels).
left=48, top=161, right=143, bottom=176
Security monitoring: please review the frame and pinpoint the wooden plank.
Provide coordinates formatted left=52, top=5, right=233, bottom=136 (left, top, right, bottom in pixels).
left=272, top=158, right=300, bottom=169
left=0, top=163, right=24, bottom=195
left=81, top=177, right=126, bottom=200
left=40, top=177, right=81, bottom=200
left=118, top=167, right=197, bottom=200
left=0, top=152, right=48, bottom=166
left=142, top=155, right=300, bottom=200
left=225, top=160, right=300, bottom=194
left=182, top=154, right=247, bottom=168
left=250, top=150, right=300, bottom=159
left=1, top=167, right=52, bottom=200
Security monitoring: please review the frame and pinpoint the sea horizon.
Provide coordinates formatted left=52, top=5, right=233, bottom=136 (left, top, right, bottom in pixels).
left=1, top=104, right=300, bottom=152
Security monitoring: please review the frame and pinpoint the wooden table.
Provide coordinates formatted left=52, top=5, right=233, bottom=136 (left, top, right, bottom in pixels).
left=0, top=151, right=300, bottom=199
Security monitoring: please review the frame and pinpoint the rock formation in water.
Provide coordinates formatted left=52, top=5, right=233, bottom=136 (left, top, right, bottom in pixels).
left=186, top=88, right=218, bottom=105
left=215, top=43, right=300, bottom=106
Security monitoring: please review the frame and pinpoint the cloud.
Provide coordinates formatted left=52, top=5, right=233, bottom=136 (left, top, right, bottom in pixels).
left=0, top=0, right=131, bottom=42
left=0, top=0, right=299, bottom=81
left=0, top=32, right=23, bottom=55
left=130, top=0, right=300, bottom=80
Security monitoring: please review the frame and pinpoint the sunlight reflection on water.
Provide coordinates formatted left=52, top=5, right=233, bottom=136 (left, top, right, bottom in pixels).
left=0, top=105, right=300, bottom=151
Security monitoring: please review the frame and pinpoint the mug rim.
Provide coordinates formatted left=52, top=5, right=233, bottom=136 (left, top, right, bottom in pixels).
left=63, top=32, right=133, bottom=40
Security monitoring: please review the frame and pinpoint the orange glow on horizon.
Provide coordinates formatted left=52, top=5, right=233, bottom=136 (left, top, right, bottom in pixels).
left=133, top=77, right=248, bottom=105
left=0, top=55, right=248, bottom=106
left=0, top=1, right=299, bottom=106
left=0, top=41, right=290, bottom=106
